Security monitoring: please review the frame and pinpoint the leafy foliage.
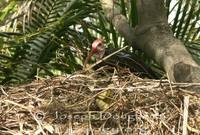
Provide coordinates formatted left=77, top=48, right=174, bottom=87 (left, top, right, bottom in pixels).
left=0, top=0, right=200, bottom=85
left=168, top=0, right=200, bottom=64
left=0, top=0, right=99, bottom=84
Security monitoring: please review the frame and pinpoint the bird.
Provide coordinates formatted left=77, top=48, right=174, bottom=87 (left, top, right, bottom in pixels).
left=83, top=39, right=158, bottom=79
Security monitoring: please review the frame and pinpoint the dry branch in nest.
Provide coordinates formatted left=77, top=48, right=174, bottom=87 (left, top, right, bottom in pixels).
left=1, top=66, right=200, bottom=135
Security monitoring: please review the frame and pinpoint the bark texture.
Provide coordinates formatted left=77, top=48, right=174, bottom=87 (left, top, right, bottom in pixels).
left=100, top=0, right=200, bottom=92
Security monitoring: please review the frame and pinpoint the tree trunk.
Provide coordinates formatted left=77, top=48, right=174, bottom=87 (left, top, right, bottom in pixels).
left=100, top=0, right=200, bottom=93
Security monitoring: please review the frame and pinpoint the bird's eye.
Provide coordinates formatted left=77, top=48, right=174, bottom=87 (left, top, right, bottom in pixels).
left=97, top=43, right=102, bottom=47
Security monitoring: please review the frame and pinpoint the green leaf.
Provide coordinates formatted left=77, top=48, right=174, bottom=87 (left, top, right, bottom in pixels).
left=0, top=1, right=20, bottom=21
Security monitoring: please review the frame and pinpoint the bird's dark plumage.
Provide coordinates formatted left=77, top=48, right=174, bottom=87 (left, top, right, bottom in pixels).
left=93, top=48, right=158, bottom=79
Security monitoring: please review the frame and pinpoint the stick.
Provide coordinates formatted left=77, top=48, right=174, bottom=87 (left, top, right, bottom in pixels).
left=85, top=46, right=128, bottom=71
left=182, top=96, right=189, bottom=135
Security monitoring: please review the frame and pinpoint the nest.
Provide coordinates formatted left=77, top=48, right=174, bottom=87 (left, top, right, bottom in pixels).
left=1, top=67, right=200, bottom=135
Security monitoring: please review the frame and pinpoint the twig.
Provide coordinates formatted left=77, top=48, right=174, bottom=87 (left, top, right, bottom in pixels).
left=85, top=46, right=128, bottom=71
left=4, top=100, right=31, bottom=110
left=1, top=86, right=9, bottom=96
left=182, top=96, right=189, bottom=135
left=167, top=73, right=174, bottom=96
left=30, top=110, right=47, bottom=135
left=162, top=121, right=177, bottom=135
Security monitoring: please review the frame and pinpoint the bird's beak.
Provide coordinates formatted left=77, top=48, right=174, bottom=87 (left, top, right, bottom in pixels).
left=83, top=47, right=97, bottom=70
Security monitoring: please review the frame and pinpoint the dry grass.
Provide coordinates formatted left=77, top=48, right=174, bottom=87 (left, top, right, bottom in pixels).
left=1, top=67, right=200, bottom=135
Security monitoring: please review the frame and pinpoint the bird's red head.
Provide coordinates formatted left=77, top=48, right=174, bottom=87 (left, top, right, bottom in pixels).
left=91, top=39, right=104, bottom=52
left=83, top=39, right=104, bottom=70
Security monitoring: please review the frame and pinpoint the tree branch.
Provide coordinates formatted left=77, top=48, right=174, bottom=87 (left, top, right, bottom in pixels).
left=100, top=0, right=134, bottom=45
left=100, top=0, right=200, bottom=93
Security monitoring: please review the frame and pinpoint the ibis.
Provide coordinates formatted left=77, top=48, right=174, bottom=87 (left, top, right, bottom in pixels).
left=83, top=39, right=158, bottom=79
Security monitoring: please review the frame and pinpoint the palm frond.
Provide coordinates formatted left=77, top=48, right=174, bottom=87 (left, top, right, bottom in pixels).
left=0, top=0, right=100, bottom=84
